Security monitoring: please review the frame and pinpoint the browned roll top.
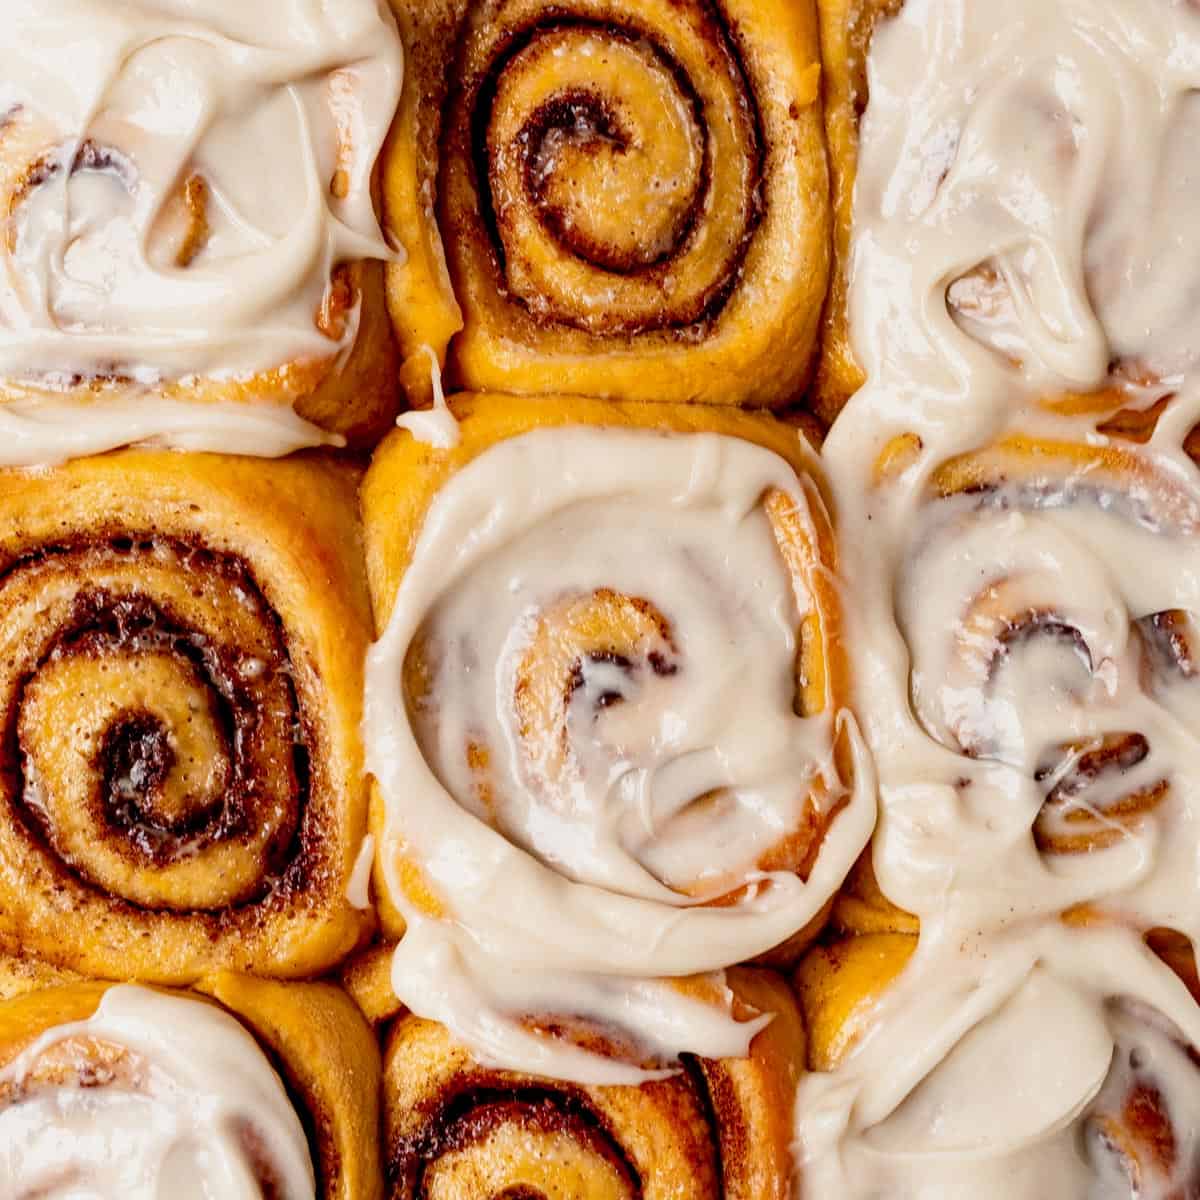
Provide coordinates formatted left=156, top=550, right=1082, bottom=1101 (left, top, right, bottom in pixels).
left=452, top=8, right=764, bottom=338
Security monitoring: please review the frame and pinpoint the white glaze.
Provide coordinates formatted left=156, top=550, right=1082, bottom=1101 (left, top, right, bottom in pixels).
left=395, top=347, right=460, bottom=449
left=365, top=426, right=874, bottom=1083
left=0, top=393, right=339, bottom=464
left=0, top=0, right=401, bottom=457
left=346, top=833, right=376, bottom=911
left=801, top=0, right=1200, bottom=1195
left=0, top=984, right=314, bottom=1199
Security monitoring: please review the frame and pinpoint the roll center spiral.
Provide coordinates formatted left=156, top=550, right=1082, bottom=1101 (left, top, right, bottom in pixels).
left=464, top=13, right=762, bottom=335
left=0, top=540, right=306, bottom=912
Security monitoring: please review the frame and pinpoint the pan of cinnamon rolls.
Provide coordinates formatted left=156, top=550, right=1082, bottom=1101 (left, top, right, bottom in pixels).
left=0, top=0, right=1197, bottom=1196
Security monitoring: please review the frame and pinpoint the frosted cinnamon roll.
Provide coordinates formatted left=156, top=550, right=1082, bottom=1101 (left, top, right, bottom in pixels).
left=382, top=968, right=802, bottom=1200
left=856, top=437, right=1200, bottom=933
left=362, top=394, right=873, bottom=1081
left=815, top=0, right=1200, bottom=434
left=0, top=451, right=374, bottom=981
left=791, top=432, right=1200, bottom=1193
left=0, top=975, right=383, bottom=1199
left=795, top=923, right=1200, bottom=1199
left=0, top=0, right=403, bottom=463
left=384, top=0, right=829, bottom=408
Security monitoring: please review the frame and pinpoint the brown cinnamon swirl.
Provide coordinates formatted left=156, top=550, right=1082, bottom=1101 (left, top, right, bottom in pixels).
left=384, top=0, right=830, bottom=407
left=0, top=451, right=374, bottom=981
left=382, top=969, right=803, bottom=1200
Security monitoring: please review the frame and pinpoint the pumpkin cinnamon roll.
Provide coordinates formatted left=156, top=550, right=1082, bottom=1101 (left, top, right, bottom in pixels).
left=794, top=922, right=1200, bottom=1199
left=898, top=438, right=1199, bottom=881
left=383, top=967, right=802, bottom=1200
left=0, top=974, right=382, bottom=1198
left=0, top=451, right=374, bottom=981
left=385, top=0, right=829, bottom=408
left=0, top=1, right=403, bottom=463
left=813, top=0, right=1200, bottom=427
left=362, top=394, right=873, bottom=1080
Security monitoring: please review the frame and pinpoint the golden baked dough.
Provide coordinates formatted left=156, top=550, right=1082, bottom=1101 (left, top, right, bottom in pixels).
left=0, top=451, right=375, bottom=981
left=384, top=0, right=830, bottom=408
left=382, top=968, right=803, bottom=1199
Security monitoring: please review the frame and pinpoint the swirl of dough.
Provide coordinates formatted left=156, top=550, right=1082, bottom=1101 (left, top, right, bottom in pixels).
left=460, top=4, right=759, bottom=337
left=0, top=451, right=374, bottom=983
left=363, top=397, right=874, bottom=1082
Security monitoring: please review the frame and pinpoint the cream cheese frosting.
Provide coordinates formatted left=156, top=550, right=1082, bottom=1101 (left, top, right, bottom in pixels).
left=0, top=0, right=402, bottom=459
left=802, top=0, right=1200, bottom=1195
left=0, top=984, right=314, bottom=1199
left=364, top=425, right=875, bottom=1084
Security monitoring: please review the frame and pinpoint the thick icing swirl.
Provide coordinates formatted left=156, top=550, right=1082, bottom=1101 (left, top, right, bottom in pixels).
left=365, top=424, right=873, bottom=1083
left=0, top=984, right=314, bottom=1198
left=0, top=0, right=402, bottom=457
left=801, top=0, right=1200, bottom=1195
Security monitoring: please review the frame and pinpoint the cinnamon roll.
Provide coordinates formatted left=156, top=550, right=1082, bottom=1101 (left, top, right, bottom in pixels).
left=382, top=968, right=802, bottom=1200
left=384, top=0, right=830, bottom=408
left=794, top=924, right=1200, bottom=1199
left=867, top=435, right=1200, bottom=929
left=0, top=974, right=382, bottom=1199
left=362, top=393, right=873, bottom=1081
left=0, top=1, right=403, bottom=463
left=0, top=451, right=374, bottom=981
left=814, top=0, right=1200, bottom=430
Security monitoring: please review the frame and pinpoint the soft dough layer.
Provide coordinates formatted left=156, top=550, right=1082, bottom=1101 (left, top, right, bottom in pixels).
left=383, top=0, right=830, bottom=407
left=0, top=451, right=375, bottom=981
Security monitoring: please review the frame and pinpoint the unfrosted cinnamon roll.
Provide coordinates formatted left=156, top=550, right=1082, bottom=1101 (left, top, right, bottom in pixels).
left=382, top=968, right=802, bottom=1200
left=0, top=974, right=382, bottom=1199
left=0, top=1, right=403, bottom=463
left=384, top=0, right=830, bottom=408
left=0, top=451, right=374, bottom=981
left=362, top=393, right=873, bottom=1081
